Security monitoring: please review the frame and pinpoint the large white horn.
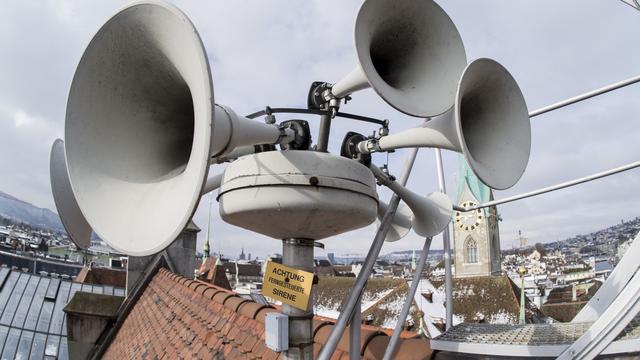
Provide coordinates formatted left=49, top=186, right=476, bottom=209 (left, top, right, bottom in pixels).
left=377, top=201, right=412, bottom=242
left=63, top=2, right=295, bottom=256
left=50, top=139, right=92, bottom=250
left=359, top=58, right=531, bottom=190
left=331, top=0, right=467, bottom=117
left=370, top=166, right=452, bottom=238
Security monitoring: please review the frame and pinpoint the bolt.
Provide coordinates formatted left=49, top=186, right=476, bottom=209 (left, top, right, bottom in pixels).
left=309, top=176, right=319, bottom=186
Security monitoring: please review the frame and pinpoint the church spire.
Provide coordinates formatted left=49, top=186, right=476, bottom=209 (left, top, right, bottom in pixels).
left=455, top=155, right=490, bottom=206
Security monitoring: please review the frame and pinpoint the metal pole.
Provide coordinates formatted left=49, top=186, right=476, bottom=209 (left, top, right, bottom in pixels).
left=434, top=149, right=454, bottom=330
left=318, top=148, right=419, bottom=360
left=316, top=114, right=332, bottom=152
left=383, top=236, right=432, bottom=360
left=349, top=295, right=361, bottom=360
left=282, top=238, right=315, bottom=360
left=529, top=74, right=640, bottom=118
left=519, top=275, right=526, bottom=324
left=463, top=160, right=640, bottom=212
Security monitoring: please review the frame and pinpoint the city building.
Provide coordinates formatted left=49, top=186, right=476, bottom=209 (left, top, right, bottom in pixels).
left=453, top=158, right=501, bottom=278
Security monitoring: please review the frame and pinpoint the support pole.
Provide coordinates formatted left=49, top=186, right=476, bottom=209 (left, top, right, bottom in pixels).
left=318, top=148, right=419, bottom=360
left=349, top=295, right=361, bottom=360
left=435, top=149, right=453, bottom=330
left=383, top=236, right=432, bottom=360
left=463, top=160, right=640, bottom=212
left=529, top=74, right=640, bottom=118
left=520, top=275, right=526, bottom=324
left=282, top=238, right=315, bottom=360
left=316, top=114, right=332, bottom=152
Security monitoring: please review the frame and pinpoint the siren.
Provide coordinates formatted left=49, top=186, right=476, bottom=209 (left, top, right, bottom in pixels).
left=325, top=0, right=467, bottom=117
left=377, top=201, right=412, bottom=242
left=50, top=139, right=92, bottom=249
left=350, top=58, right=531, bottom=190
left=370, top=166, right=453, bottom=238
left=63, top=2, right=308, bottom=256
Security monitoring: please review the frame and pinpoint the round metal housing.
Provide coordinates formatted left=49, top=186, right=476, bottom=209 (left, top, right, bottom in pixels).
left=218, top=151, right=378, bottom=240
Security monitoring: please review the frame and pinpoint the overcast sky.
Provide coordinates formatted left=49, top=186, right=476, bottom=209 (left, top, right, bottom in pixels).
left=1, top=1, right=639, bottom=259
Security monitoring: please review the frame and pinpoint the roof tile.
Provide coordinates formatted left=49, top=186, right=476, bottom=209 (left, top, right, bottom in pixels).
left=102, top=267, right=431, bottom=359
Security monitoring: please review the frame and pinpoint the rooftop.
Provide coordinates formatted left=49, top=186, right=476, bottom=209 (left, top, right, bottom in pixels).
left=0, top=267, right=124, bottom=359
left=101, top=268, right=432, bottom=359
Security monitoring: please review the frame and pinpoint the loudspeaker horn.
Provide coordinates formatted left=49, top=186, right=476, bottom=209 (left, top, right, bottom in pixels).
left=370, top=165, right=453, bottom=238
left=359, top=58, right=531, bottom=190
left=50, top=139, right=92, bottom=250
left=63, top=2, right=298, bottom=256
left=377, top=200, right=412, bottom=242
left=330, top=0, right=467, bottom=117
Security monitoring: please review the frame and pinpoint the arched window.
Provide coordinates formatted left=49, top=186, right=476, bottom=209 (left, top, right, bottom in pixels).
left=465, top=237, right=478, bottom=263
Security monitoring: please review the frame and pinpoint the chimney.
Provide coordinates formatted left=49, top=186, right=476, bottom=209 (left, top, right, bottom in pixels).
left=63, top=292, right=124, bottom=360
left=126, top=221, right=200, bottom=294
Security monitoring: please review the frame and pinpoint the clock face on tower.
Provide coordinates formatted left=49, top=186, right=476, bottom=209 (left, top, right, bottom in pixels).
left=455, top=201, right=483, bottom=232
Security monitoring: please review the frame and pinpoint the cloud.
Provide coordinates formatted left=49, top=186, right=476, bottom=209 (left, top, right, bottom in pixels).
left=0, top=1, right=638, bottom=259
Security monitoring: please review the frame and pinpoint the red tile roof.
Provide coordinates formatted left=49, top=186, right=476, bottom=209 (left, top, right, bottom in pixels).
left=197, top=257, right=232, bottom=290
left=102, top=268, right=431, bottom=359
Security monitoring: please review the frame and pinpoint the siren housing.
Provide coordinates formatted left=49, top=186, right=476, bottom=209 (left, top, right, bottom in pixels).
left=348, top=58, right=531, bottom=190
left=63, top=2, right=310, bottom=255
left=314, top=0, right=467, bottom=118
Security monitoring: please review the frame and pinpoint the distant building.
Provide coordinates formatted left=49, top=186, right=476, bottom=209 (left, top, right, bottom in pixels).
left=453, top=157, right=501, bottom=278
left=238, top=247, right=246, bottom=261
left=315, top=259, right=337, bottom=276
left=327, top=252, right=336, bottom=265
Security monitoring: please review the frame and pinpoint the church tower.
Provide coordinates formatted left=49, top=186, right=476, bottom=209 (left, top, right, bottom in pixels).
left=453, top=156, right=502, bottom=278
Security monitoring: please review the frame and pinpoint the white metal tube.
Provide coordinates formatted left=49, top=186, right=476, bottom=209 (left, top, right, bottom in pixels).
left=557, top=268, right=640, bottom=359
left=331, top=66, right=370, bottom=99
left=317, top=148, right=419, bottom=360
left=383, top=236, right=432, bottom=360
left=435, top=149, right=454, bottom=330
left=463, top=160, right=640, bottom=211
left=529, top=74, right=640, bottom=118
left=349, top=295, right=361, bottom=360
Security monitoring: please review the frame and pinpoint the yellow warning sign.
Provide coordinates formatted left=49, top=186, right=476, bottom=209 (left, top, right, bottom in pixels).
left=262, top=261, right=313, bottom=310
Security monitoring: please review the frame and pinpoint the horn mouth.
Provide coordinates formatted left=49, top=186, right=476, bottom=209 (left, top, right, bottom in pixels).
left=354, top=0, right=466, bottom=117
left=50, top=139, right=92, bottom=250
left=412, top=192, right=453, bottom=237
left=65, top=2, right=213, bottom=256
left=456, top=58, right=531, bottom=190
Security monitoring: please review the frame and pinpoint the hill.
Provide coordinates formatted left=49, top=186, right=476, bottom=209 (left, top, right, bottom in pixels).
left=0, top=190, right=63, bottom=231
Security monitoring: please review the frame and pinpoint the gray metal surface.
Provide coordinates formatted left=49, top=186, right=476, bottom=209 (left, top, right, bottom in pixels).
left=430, top=317, right=640, bottom=357
left=574, top=231, right=640, bottom=322
left=0, top=267, right=124, bottom=360
left=557, top=262, right=640, bottom=359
